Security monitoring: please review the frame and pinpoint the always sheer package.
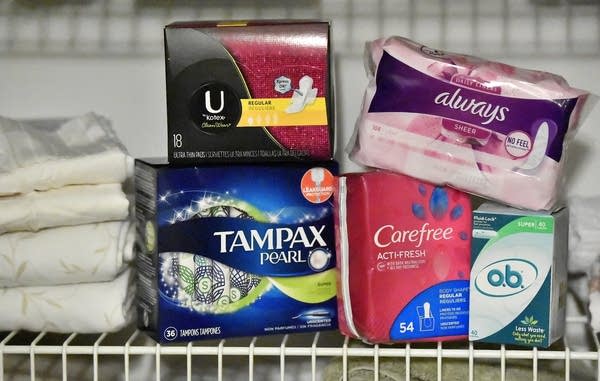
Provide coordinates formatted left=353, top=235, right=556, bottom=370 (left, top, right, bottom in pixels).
left=334, top=171, right=472, bottom=343
left=348, top=36, right=596, bottom=211
left=135, top=159, right=338, bottom=342
left=165, top=20, right=333, bottom=163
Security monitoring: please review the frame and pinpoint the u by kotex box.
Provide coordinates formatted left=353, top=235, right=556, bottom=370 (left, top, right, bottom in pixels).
left=134, top=159, right=338, bottom=343
left=165, top=20, right=333, bottom=163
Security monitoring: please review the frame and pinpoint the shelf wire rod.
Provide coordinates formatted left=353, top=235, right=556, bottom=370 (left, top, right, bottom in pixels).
left=99, top=0, right=110, bottom=51
left=30, top=331, right=47, bottom=381
left=598, top=2, right=600, bottom=54
left=36, top=4, right=49, bottom=52
left=437, top=341, right=442, bottom=381
left=186, top=341, right=192, bottom=381
left=0, top=330, right=19, bottom=381
left=61, top=333, right=77, bottom=381
left=590, top=322, right=600, bottom=381
left=218, top=339, right=225, bottom=381
left=468, top=341, right=474, bottom=381
left=345, top=0, right=354, bottom=52
left=129, top=0, right=140, bottom=52
left=223, top=0, right=233, bottom=21
left=254, top=0, right=261, bottom=18
left=533, top=346, right=539, bottom=381
left=408, top=0, right=416, bottom=40
left=123, top=329, right=140, bottom=381
left=567, top=315, right=589, bottom=324
left=280, top=334, right=289, bottom=381
left=316, top=0, right=323, bottom=22
left=311, top=332, right=320, bottom=381
left=471, top=0, right=479, bottom=53
left=155, top=343, right=161, bottom=381
left=67, top=3, right=79, bottom=51
left=342, top=336, right=349, bottom=381
left=500, top=344, right=506, bottom=381
left=502, top=0, right=509, bottom=54
left=564, top=335, right=571, bottom=381
left=249, top=337, right=257, bottom=381
left=284, top=0, right=292, bottom=18
left=373, top=343, right=380, bottom=381
left=124, top=330, right=139, bottom=381
left=162, top=2, right=172, bottom=34
left=4, top=2, right=16, bottom=51
left=377, top=0, right=384, bottom=39
left=534, top=2, right=541, bottom=55
left=566, top=0, right=574, bottom=55
left=93, top=332, right=107, bottom=381
left=403, top=343, right=408, bottom=381
left=440, top=0, right=448, bottom=50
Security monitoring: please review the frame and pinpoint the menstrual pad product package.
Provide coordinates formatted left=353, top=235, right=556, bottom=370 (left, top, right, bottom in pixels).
left=469, top=203, right=568, bottom=348
left=334, top=171, right=471, bottom=343
left=349, top=36, right=595, bottom=211
left=135, top=159, right=338, bottom=343
left=165, top=20, right=333, bottom=163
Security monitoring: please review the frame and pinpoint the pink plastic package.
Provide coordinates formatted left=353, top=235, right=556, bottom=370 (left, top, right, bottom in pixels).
left=348, top=36, right=596, bottom=210
left=334, top=171, right=471, bottom=343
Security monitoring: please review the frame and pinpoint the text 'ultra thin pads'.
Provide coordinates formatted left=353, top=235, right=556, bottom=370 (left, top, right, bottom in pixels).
left=348, top=36, right=595, bottom=211
left=334, top=171, right=471, bottom=343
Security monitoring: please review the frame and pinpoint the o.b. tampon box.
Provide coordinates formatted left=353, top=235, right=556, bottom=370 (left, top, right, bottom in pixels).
left=469, top=203, right=568, bottom=348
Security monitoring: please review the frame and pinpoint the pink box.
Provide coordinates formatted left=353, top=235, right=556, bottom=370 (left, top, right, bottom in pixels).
left=334, top=171, right=472, bottom=343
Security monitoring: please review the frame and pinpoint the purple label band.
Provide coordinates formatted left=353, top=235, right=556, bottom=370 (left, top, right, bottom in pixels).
left=368, top=51, right=578, bottom=162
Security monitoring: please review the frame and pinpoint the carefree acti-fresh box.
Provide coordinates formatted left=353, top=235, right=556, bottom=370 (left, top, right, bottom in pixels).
left=134, top=159, right=338, bottom=343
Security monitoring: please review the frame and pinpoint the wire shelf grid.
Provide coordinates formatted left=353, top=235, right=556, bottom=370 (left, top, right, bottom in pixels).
left=1, top=315, right=599, bottom=381
left=1, top=0, right=599, bottom=58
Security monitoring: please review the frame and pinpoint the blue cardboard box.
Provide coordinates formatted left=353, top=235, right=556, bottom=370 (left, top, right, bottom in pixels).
left=135, top=159, right=338, bottom=343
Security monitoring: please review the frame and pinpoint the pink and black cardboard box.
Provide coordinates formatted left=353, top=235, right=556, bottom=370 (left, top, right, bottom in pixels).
left=164, top=20, right=334, bottom=163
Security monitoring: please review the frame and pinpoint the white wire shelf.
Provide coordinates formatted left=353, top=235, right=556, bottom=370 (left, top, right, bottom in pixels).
left=1, top=315, right=599, bottom=381
left=1, top=0, right=600, bottom=58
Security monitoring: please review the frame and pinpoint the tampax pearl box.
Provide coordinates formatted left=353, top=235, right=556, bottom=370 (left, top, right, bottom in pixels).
left=135, top=158, right=338, bottom=343
left=164, top=20, right=334, bottom=163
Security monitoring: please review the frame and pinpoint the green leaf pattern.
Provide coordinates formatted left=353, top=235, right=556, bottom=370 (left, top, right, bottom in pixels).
left=19, top=289, right=63, bottom=315
left=1, top=269, right=132, bottom=333
left=520, top=315, right=539, bottom=326
left=178, top=265, right=195, bottom=297
left=0, top=221, right=130, bottom=287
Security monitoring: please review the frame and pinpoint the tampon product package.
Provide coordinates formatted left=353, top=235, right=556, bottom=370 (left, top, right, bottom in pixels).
left=135, top=159, right=338, bottom=343
left=348, top=36, right=595, bottom=210
left=334, top=171, right=471, bottom=343
left=469, top=203, right=568, bottom=348
left=165, top=20, right=333, bottom=163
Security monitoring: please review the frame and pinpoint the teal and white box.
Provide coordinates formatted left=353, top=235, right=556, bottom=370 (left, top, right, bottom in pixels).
left=468, top=203, right=568, bottom=348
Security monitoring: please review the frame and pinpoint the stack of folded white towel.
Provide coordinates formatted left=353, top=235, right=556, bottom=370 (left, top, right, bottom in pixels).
left=0, top=113, right=135, bottom=333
